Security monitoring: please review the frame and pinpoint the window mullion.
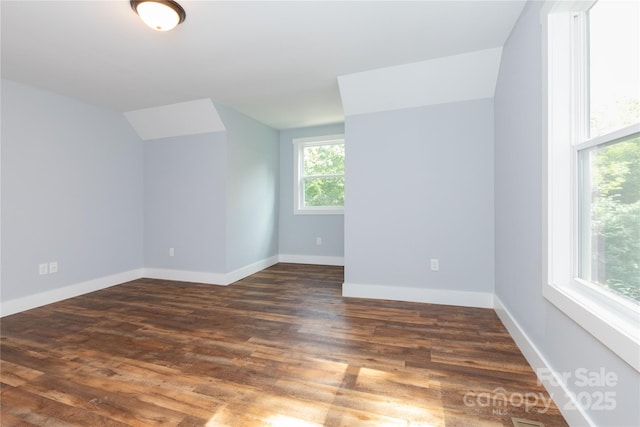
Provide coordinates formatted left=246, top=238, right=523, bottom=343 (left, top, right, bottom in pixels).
left=570, top=9, right=591, bottom=285
left=302, top=173, right=344, bottom=180
left=571, top=10, right=589, bottom=145
left=574, top=124, right=640, bottom=151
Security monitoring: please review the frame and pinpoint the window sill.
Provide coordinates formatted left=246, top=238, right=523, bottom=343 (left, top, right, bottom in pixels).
left=543, top=282, right=640, bottom=372
left=294, top=208, right=344, bottom=216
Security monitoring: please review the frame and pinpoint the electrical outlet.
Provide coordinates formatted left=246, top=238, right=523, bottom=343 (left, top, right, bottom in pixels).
left=49, top=261, right=58, bottom=273
left=39, top=263, right=48, bottom=275
left=316, top=237, right=322, bottom=246
left=169, top=247, right=175, bottom=257
left=430, top=259, right=440, bottom=271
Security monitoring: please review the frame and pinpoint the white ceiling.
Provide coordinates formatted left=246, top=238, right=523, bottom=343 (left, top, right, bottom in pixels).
left=0, top=0, right=525, bottom=130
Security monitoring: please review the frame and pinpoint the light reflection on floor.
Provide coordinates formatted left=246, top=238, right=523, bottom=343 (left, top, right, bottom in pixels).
left=204, top=364, right=443, bottom=427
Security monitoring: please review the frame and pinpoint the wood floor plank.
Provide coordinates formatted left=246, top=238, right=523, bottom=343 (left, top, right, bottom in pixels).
left=1, top=263, right=568, bottom=426
left=1, top=386, right=134, bottom=427
left=0, top=360, right=44, bottom=388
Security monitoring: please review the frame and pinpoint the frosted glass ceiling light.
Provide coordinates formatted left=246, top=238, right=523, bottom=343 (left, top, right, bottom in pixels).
left=131, top=0, right=186, bottom=32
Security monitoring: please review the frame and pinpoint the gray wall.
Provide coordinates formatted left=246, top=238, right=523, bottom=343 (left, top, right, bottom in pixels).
left=494, top=2, right=640, bottom=425
left=1, top=79, right=281, bottom=302
left=143, top=132, right=227, bottom=273
left=279, top=123, right=345, bottom=258
left=145, top=104, right=280, bottom=275
left=344, top=99, right=494, bottom=292
left=1, top=79, right=143, bottom=301
left=215, top=103, right=280, bottom=272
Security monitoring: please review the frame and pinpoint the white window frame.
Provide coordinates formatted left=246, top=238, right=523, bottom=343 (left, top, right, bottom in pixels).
left=293, top=134, right=345, bottom=215
left=542, top=0, right=640, bottom=372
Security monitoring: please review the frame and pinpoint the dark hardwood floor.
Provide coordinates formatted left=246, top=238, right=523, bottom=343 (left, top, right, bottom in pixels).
left=1, top=263, right=567, bottom=426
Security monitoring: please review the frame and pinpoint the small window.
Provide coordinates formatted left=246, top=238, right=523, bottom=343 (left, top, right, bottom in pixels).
left=293, top=135, right=345, bottom=215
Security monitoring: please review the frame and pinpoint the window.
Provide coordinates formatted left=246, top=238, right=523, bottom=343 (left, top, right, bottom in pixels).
left=293, top=135, right=345, bottom=215
left=544, top=0, right=639, bottom=370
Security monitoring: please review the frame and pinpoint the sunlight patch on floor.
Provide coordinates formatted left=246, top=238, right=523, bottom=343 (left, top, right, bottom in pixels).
left=263, top=414, right=324, bottom=427
left=203, top=365, right=444, bottom=426
left=354, top=367, right=445, bottom=425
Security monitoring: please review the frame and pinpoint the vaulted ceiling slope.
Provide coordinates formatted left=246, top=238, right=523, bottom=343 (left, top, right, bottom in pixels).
left=0, top=1, right=525, bottom=130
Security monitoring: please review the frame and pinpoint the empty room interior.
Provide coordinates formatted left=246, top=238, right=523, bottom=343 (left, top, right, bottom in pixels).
left=1, top=1, right=638, bottom=426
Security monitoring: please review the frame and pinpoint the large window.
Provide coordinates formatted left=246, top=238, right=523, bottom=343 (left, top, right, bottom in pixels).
left=293, top=135, right=345, bottom=215
left=544, top=0, right=639, bottom=370
left=576, top=0, right=640, bottom=303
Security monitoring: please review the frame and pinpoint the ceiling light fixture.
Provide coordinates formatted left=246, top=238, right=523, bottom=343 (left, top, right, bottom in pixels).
left=130, top=0, right=186, bottom=32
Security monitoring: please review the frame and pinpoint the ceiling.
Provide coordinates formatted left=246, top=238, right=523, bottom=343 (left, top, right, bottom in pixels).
left=0, top=1, right=526, bottom=130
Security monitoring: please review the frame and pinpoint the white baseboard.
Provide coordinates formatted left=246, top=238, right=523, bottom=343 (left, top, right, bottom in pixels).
left=224, top=255, right=280, bottom=284
left=1, top=256, right=281, bottom=317
left=142, top=268, right=227, bottom=285
left=278, top=254, right=344, bottom=266
left=342, top=282, right=493, bottom=308
left=144, top=255, right=280, bottom=286
left=494, top=295, right=594, bottom=427
left=0, top=269, right=144, bottom=317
